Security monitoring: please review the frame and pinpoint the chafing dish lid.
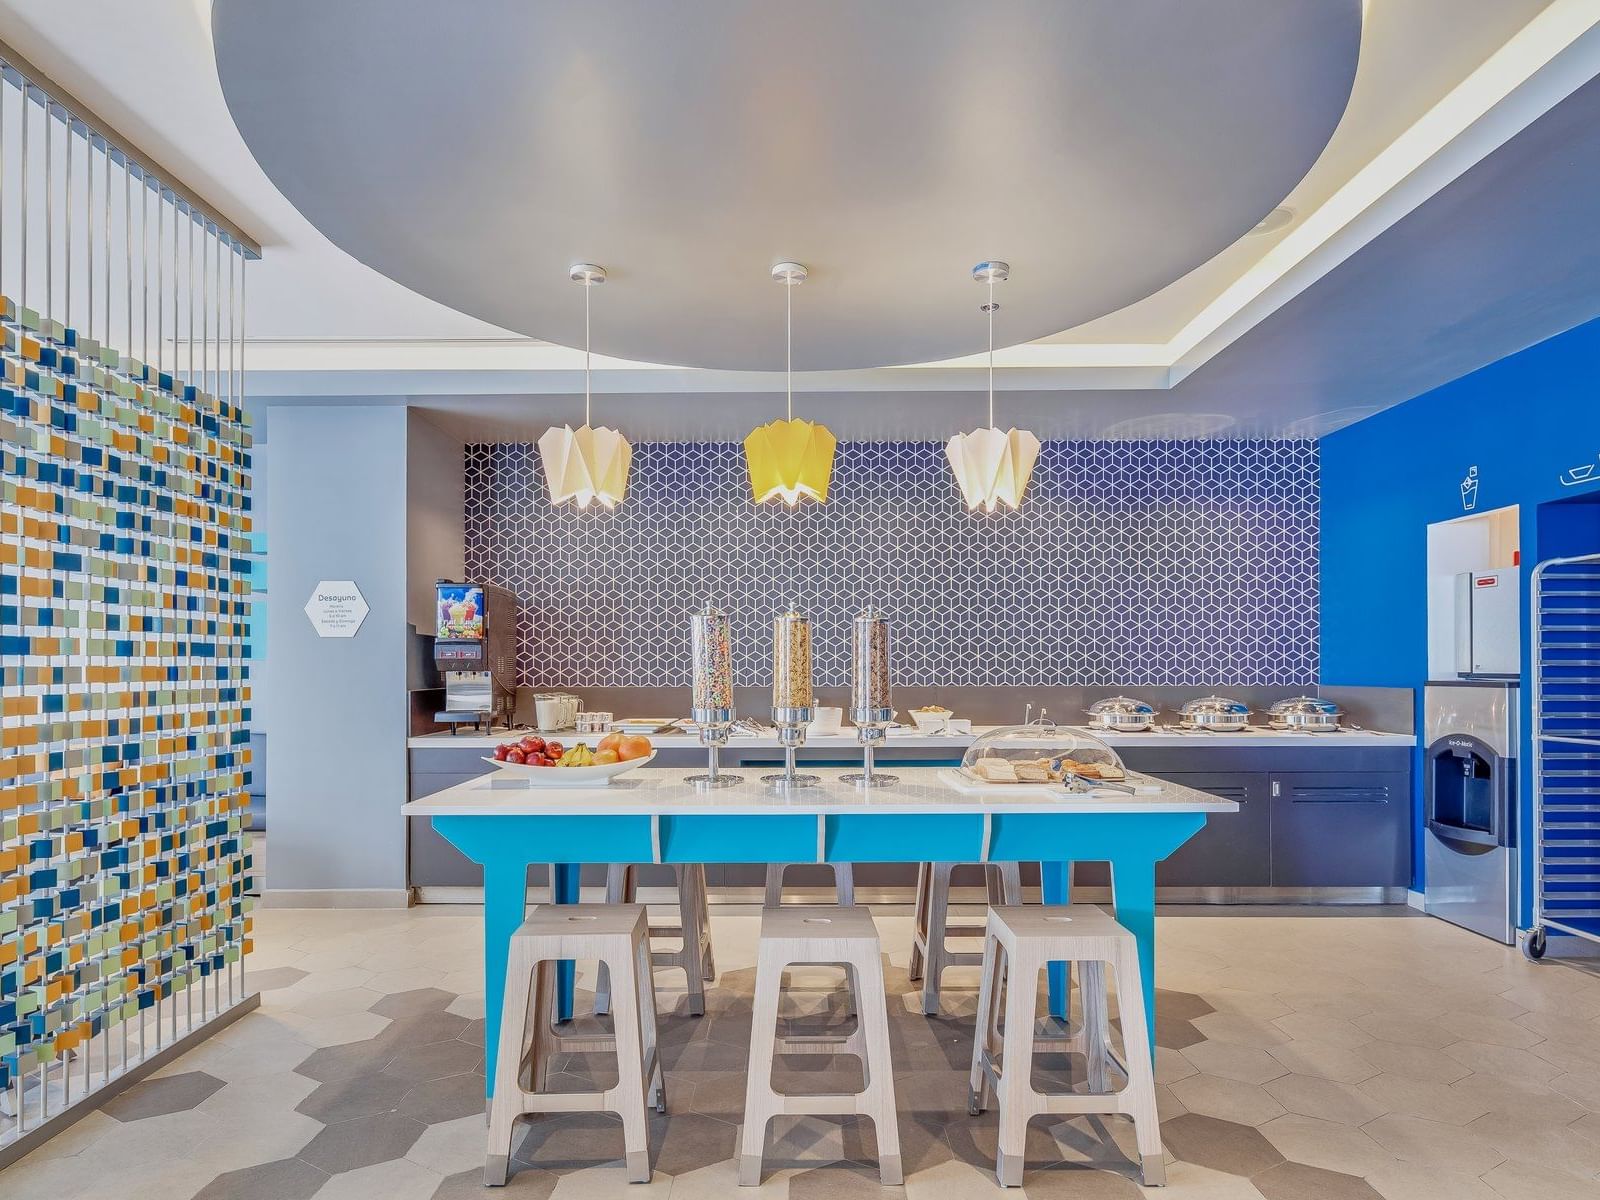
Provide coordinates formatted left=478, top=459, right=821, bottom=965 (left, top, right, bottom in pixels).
left=1268, top=696, right=1342, bottom=717
left=1086, top=696, right=1157, bottom=717
left=1179, top=696, right=1252, bottom=717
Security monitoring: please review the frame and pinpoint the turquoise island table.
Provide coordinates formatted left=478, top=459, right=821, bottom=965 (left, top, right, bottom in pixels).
left=401, top=766, right=1237, bottom=1096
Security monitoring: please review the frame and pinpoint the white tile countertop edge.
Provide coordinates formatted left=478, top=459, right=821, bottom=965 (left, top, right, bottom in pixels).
left=408, top=725, right=1417, bottom=750
left=400, top=766, right=1241, bottom=817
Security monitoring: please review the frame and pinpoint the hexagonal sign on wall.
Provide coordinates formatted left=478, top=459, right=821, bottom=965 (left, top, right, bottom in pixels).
left=304, top=580, right=368, bottom=638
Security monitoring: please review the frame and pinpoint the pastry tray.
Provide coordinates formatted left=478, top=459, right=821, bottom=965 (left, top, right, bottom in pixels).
left=937, top=767, right=1163, bottom=798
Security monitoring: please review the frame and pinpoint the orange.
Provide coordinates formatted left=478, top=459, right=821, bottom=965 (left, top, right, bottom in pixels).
left=593, top=749, right=620, bottom=765
left=616, top=734, right=652, bottom=761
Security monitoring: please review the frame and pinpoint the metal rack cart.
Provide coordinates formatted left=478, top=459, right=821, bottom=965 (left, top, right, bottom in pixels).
left=1527, top=552, right=1600, bottom=959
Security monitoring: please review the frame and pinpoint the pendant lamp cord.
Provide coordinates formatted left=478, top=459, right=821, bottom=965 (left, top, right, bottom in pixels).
left=987, top=273, right=995, bottom=429
left=786, top=276, right=793, bottom=422
left=584, top=278, right=592, bottom=428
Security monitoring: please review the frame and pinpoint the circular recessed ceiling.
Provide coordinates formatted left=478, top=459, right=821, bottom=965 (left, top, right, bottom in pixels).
left=212, top=0, right=1360, bottom=370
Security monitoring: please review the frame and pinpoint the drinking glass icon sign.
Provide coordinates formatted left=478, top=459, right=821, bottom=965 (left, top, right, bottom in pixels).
left=1461, top=465, right=1479, bottom=512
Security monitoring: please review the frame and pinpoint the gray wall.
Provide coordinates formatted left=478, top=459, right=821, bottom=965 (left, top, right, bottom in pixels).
left=407, top=411, right=465, bottom=631
left=266, top=406, right=412, bottom=901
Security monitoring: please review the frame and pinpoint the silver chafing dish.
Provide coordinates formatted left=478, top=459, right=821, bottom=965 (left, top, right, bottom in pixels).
left=1268, top=696, right=1342, bottom=732
left=1085, top=696, right=1158, bottom=732
left=1178, top=695, right=1253, bottom=732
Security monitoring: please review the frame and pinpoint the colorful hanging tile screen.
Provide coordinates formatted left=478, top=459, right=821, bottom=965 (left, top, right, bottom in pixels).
left=0, top=300, right=253, bottom=1100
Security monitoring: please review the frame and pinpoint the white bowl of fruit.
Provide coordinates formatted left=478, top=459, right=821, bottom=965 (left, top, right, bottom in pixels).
left=485, top=732, right=656, bottom=786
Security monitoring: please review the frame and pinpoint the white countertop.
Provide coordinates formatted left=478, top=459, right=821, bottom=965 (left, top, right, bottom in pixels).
left=401, top=765, right=1241, bottom=817
left=409, top=724, right=1415, bottom=750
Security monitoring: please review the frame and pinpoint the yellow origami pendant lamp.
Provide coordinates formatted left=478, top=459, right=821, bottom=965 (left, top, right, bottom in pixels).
left=538, top=263, right=632, bottom=509
left=745, top=262, right=836, bottom=505
left=946, top=261, right=1040, bottom=512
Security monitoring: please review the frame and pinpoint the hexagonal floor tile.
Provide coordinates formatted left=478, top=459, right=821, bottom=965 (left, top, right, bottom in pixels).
left=372, top=989, right=458, bottom=1020
left=102, top=1070, right=227, bottom=1122
left=1160, top=1113, right=1284, bottom=1177
left=399, top=1072, right=491, bottom=1125
left=1253, top=1161, right=1383, bottom=1200
left=296, top=1072, right=413, bottom=1124
left=298, top=1111, right=429, bottom=1174
left=191, top=1157, right=328, bottom=1200
left=249, top=966, right=311, bottom=993
left=433, top=1166, right=560, bottom=1199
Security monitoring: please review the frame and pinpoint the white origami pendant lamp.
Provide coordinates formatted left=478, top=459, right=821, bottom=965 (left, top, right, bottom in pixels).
left=744, top=262, right=837, bottom=505
left=539, top=263, right=632, bottom=509
left=946, top=261, right=1041, bottom=512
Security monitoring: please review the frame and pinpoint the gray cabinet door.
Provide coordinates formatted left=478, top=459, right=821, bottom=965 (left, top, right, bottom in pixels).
left=1152, top=772, right=1271, bottom=887
left=1269, top=772, right=1410, bottom=887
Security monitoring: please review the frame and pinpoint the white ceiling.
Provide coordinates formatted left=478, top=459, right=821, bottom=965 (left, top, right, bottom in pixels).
left=3, top=0, right=1599, bottom=439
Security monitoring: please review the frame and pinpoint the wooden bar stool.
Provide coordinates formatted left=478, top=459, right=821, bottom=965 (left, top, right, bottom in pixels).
left=738, top=905, right=901, bottom=1187
left=967, top=905, right=1161, bottom=1188
left=908, top=861, right=1023, bottom=1015
left=487, top=904, right=665, bottom=1186
left=764, top=861, right=854, bottom=906
left=596, top=863, right=717, bottom=1016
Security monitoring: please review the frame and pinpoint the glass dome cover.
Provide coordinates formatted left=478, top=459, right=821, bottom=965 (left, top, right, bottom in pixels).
left=960, top=724, right=1127, bottom=785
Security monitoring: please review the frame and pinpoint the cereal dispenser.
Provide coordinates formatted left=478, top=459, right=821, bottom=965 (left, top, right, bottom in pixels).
left=685, top=602, right=742, bottom=789
left=841, top=609, right=897, bottom=788
left=764, top=608, right=820, bottom=789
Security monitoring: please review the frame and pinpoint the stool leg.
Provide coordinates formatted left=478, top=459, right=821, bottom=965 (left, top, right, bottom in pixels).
left=834, top=862, right=855, bottom=906
left=995, top=862, right=1022, bottom=906
left=1112, top=942, right=1165, bottom=1187
left=635, top=931, right=667, bottom=1114
left=528, top=959, right=558, bottom=1096
left=486, top=944, right=537, bottom=1187
left=604, top=946, right=654, bottom=1183
left=921, top=864, right=953, bottom=1015
left=1081, top=960, right=1110, bottom=1094
left=676, top=865, right=707, bottom=1017
left=764, top=864, right=786, bottom=909
left=738, top=946, right=786, bottom=1186
left=996, top=948, right=1038, bottom=1188
left=852, top=949, right=902, bottom=1186
left=595, top=865, right=630, bottom=1016
left=908, top=863, right=931, bottom=982
left=968, top=928, right=1002, bottom=1115
left=692, top=864, right=717, bottom=981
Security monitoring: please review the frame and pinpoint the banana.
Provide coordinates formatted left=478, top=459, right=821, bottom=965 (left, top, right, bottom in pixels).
left=559, top=743, right=595, bottom=767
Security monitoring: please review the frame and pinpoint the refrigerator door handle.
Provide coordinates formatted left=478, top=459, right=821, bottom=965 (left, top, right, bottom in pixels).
left=1454, top=571, right=1474, bottom=677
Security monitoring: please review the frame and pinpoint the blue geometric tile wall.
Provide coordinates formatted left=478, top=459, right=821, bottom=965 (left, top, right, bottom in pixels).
left=464, top=439, right=1318, bottom=689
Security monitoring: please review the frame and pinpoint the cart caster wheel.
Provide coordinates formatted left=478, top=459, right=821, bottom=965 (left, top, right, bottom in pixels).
left=1522, top=929, right=1547, bottom=961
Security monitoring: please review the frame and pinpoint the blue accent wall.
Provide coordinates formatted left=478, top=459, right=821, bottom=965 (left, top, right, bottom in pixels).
left=1321, top=313, right=1600, bottom=909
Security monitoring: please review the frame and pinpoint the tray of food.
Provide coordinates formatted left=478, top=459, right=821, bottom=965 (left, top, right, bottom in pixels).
left=941, top=724, right=1160, bottom=795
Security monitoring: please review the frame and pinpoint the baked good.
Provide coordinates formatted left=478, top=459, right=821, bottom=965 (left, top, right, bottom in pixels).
left=972, top=757, right=1017, bottom=783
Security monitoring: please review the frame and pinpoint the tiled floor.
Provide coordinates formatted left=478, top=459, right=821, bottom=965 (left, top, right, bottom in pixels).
left=4, top=902, right=1600, bottom=1199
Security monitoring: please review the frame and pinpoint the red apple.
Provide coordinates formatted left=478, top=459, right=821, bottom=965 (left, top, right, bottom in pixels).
left=505, top=749, right=526, bottom=764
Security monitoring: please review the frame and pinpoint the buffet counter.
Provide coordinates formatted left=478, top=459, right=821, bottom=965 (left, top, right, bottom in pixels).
left=407, top=724, right=1416, bottom=902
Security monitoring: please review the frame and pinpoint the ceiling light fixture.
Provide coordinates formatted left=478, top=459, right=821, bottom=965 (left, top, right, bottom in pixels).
left=744, top=262, right=836, bottom=505
left=945, top=261, right=1040, bottom=512
left=538, top=263, right=632, bottom=509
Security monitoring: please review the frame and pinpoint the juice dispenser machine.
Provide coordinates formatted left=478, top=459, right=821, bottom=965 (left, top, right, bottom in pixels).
left=433, top=580, right=518, bottom=730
